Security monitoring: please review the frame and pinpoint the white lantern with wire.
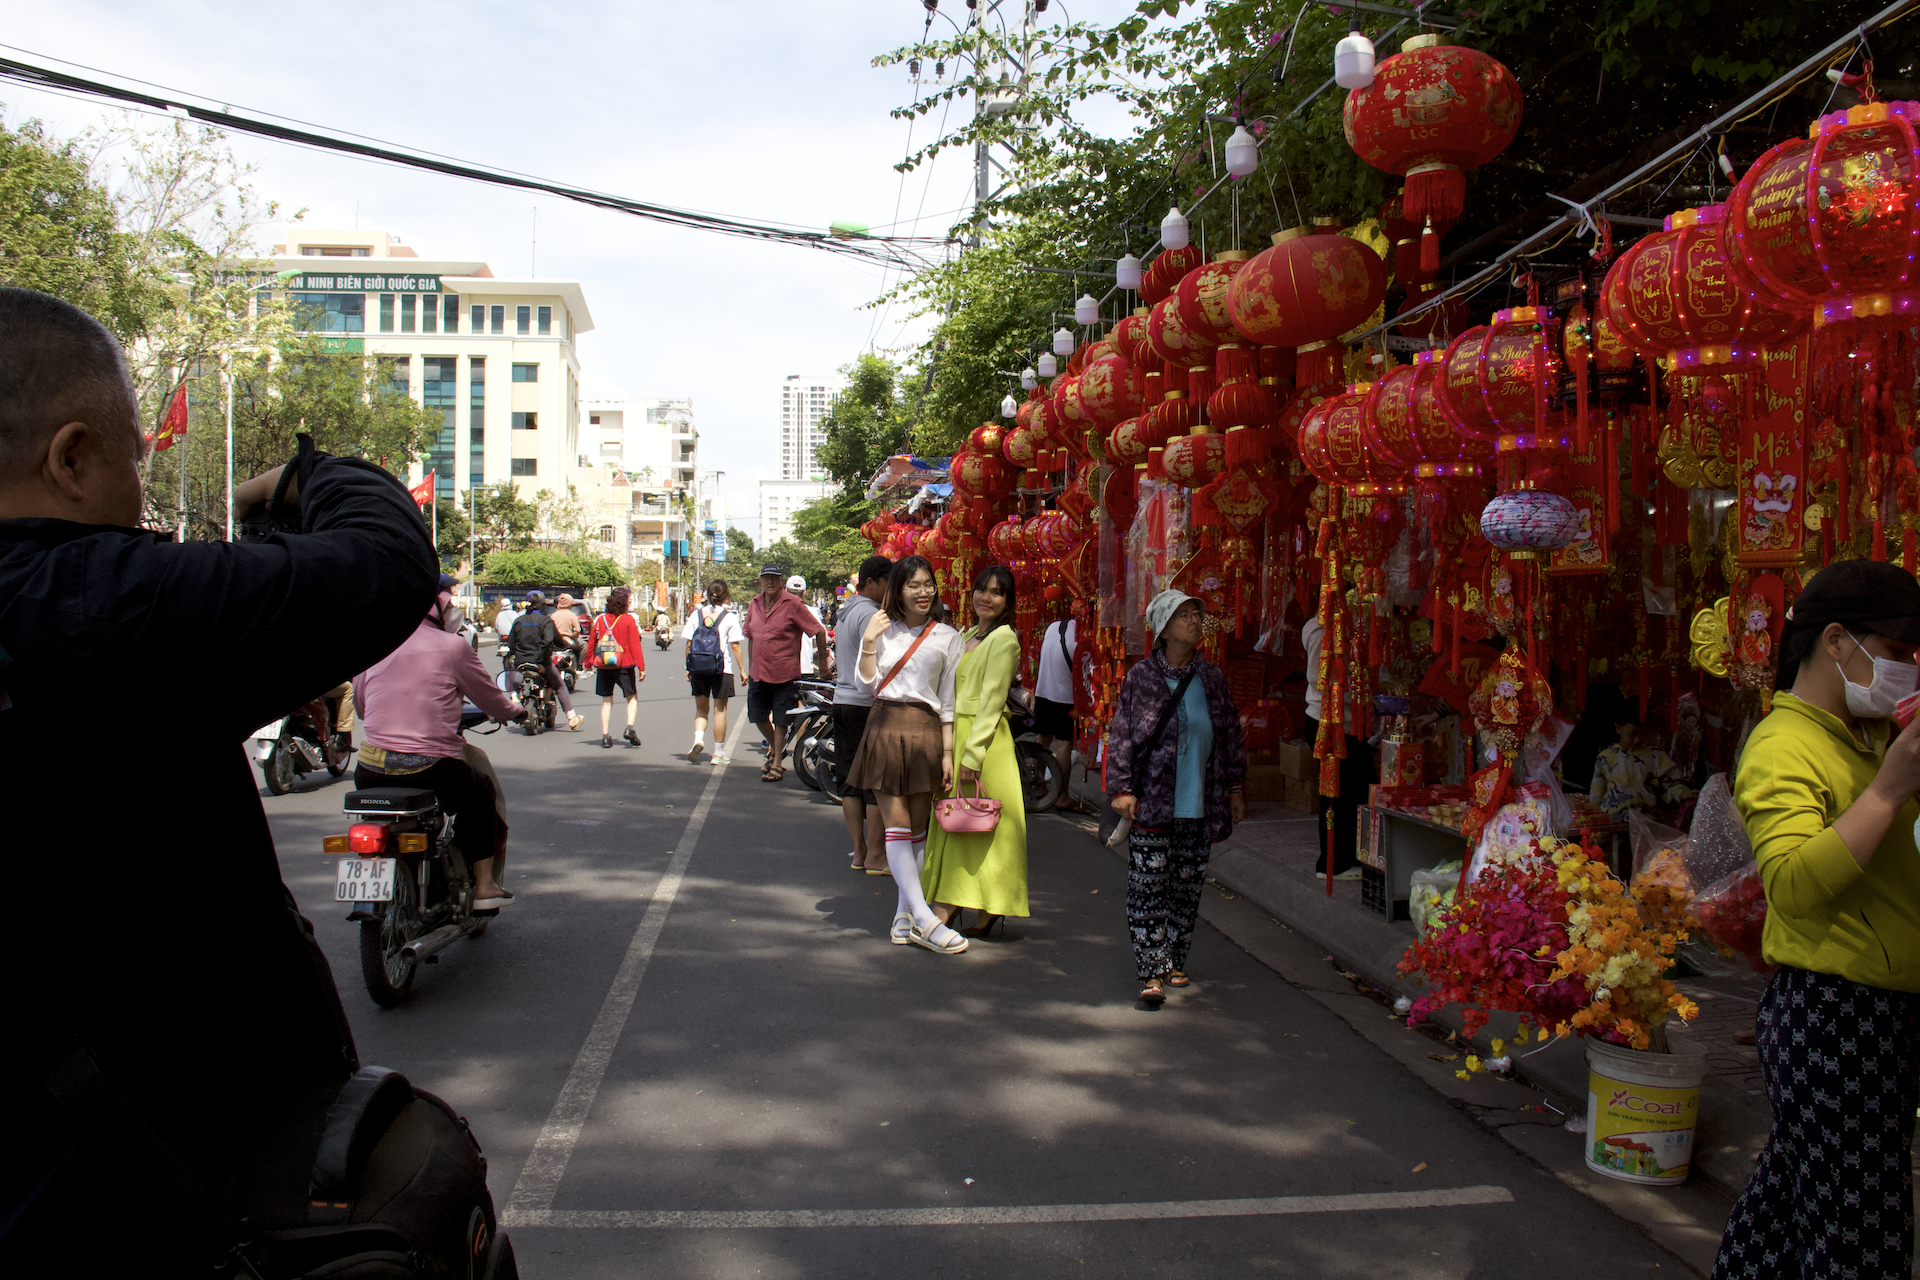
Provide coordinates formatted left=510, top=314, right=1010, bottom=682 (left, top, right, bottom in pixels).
left=1020, top=366, right=1038, bottom=390
left=1334, top=31, right=1376, bottom=89
left=1037, top=352, right=1058, bottom=378
left=1000, top=393, right=1018, bottom=419
left=1115, top=253, right=1143, bottom=290
left=1052, top=326, right=1076, bottom=357
left=1161, top=206, right=1190, bottom=251
left=1074, top=293, right=1100, bottom=325
left=1224, top=125, right=1259, bottom=178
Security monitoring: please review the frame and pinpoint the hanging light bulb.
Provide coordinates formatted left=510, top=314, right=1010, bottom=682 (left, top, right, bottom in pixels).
left=1116, top=253, right=1143, bottom=290
left=1000, top=393, right=1018, bottom=419
left=1224, top=125, right=1259, bottom=178
left=1037, top=352, right=1058, bottom=378
left=1074, top=293, right=1100, bottom=324
left=1161, top=206, right=1190, bottom=250
left=1333, top=30, right=1376, bottom=89
left=1020, top=366, right=1038, bottom=390
left=1052, top=326, right=1076, bottom=356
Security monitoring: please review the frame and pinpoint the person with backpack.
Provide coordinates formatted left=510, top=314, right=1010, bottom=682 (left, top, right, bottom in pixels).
left=683, top=578, right=746, bottom=763
left=589, top=585, right=647, bottom=748
left=508, top=590, right=584, bottom=731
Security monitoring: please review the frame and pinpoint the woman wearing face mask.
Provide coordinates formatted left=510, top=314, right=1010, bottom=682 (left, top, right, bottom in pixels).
left=1714, top=560, right=1920, bottom=1280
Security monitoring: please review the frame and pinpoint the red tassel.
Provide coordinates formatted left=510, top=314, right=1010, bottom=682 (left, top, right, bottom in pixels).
left=1402, top=168, right=1465, bottom=233
left=1575, top=353, right=1590, bottom=457
left=1604, top=411, right=1620, bottom=534
left=1431, top=600, right=1444, bottom=655
left=1419, top=223, right=1439, bottom=274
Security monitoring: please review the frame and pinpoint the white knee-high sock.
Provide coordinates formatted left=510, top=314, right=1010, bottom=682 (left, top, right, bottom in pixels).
left=887, top=826, right=936, bottom=927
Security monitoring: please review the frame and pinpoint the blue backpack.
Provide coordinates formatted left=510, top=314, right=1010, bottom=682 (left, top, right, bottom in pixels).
left=687, top=607, right=725, bottom=674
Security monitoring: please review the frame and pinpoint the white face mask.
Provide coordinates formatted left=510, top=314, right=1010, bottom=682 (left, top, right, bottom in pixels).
left=1837, top=632, right=1918, bottom=718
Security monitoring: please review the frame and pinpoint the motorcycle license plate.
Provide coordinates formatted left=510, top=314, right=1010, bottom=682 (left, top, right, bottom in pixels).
left=335, top=857, right=396, bottom=902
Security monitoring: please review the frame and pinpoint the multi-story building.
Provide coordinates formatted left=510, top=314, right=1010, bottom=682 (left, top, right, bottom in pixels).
left=778, top=374, right=840, bottom=480
left=269, top=228, right=593, bottom=504
left=759, top=478, right=837, bottom=547
left=578, top=396, right=699, bottom=569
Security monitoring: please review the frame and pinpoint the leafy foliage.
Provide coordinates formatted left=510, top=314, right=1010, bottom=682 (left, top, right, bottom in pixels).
left=479, top=548, right=627, bottom=587
left=814, top=353, right=921, bottom=492
left=725, top=525, right=756, bottom=560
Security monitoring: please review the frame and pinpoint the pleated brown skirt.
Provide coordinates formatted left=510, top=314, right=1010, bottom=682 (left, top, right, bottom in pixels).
left=845, top=698, right=944, bottom=796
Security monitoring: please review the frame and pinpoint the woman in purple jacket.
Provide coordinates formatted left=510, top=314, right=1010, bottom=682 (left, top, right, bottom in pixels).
left=1107, top=590, right=1247, bottom=1005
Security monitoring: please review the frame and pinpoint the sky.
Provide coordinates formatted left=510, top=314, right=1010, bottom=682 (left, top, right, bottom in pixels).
left=2, top=0, right=1142, bottom=539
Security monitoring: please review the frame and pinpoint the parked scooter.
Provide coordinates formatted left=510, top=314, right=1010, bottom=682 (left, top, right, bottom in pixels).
left=252, top=693, right=352, bottom=795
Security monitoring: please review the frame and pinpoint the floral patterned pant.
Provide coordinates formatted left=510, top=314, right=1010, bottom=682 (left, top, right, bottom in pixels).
left=1713, top=964, right=1920, bottom=1280
left=1126, top=819, right=1209, bottom=981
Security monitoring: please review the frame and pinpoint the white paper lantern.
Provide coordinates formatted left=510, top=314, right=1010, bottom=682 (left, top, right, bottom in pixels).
left=1334, top=31, right=1376, bottom=90
left=1000, top=393, right=1018, bottom=419
left=1161, top=206, right=1190, bottom=251
left=1037, top=352, right=1058, bottom=378
left=1116, top=253, right=1143, bottom=290
left=1052, top=327, right=1076, bottom=357
left=1074, top=293, right=1100, bottom=324
left=1020, top=366, right=1038, bottom=391
left=1224, top=125, right=1259, bottom=178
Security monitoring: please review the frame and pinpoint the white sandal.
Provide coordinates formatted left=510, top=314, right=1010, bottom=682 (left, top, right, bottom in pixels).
left=889, top=911, right=914, bottom=945
left=909, top=921, right=969, bottom=955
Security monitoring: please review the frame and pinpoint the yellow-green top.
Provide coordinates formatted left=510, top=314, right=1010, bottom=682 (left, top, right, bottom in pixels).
left=1735, top=692, right=1920, bottom=991
left=954, top=626, right=1019, bottom=772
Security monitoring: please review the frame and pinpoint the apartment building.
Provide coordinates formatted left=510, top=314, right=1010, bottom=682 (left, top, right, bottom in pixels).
left=759, top=478, right=837, bottom=546
left=270, top=228, right=593, bottom=504
left=579, top=396, right=700, bottom=569
left=778, top=374, right=840, bottom=480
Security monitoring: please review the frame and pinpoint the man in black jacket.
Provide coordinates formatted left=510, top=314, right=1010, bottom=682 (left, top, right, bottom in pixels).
left=507, top=590, right=581, bottom=730
left=0, top=289, right=440, bottom=1270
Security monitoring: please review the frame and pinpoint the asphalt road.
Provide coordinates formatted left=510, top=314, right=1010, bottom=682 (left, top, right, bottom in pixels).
left=259, top=636, right=1695, bottom=1278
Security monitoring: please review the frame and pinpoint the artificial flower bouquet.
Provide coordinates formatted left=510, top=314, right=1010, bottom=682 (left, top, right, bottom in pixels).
left=1399, top=832, right=1699, bottom=1074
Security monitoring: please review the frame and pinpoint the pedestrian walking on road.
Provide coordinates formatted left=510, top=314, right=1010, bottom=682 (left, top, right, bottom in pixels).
left=923, top=564, right=1029, bottom=938
left=1712, top=561, right=1920, bottom=1280
left=684, top=578, right=746, bottom=763
left=743, top=563, right=827, bottom=782
left=589, top=586, right=646, bottom=748
left=833, top=556, right=892, bottom=871
left=1105, top=590, right=1247, bottom=1006
left=846, top=556, right=967, bottom=954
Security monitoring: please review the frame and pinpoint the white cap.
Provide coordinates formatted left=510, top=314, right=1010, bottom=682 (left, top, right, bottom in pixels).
left=786, top=574, right=806, bottom=591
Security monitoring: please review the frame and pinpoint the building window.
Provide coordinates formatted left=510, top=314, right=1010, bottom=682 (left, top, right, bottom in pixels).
left=512, top=363, right=538, bottom=383
left=421, top=295, right=437, bottom=334
left=472, top=304, right=485, bottom=333
left=490, top=305, right=505, bottom=335
left=423, top=357, right=460, bottom=500
left=292, top=292, right=365, bottom=333
left=512, top=412, right=538, bottom=430
left=537, top=305, right=552, bottom=335
left=469, top=357, right=485, bottom=486
left=400, top=294, right=416, bottom=333
left=589, top=414, right=601, bottom=425
left=599, top=525, right=614, bottom=542
left=511, top=458, right=538, bottom=477
left=516, top=306, right=531, bottom=335
left=385, top=357, right=409, bottom=396
left=378, top=294, right=394, bottom=332
left=301, top=246, right=371, bottom=257
left=444, top=296, right=460, bottom=333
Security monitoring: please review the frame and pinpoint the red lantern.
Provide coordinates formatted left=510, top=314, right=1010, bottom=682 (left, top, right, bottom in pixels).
left=1174, top=250, right=1253, bottom=347
left=968, top=422, right=1005, bottom=456
left=1342, top=35, right=1523, bottom=271
left=1228, top=224, right=1386, bottom=384
left=1002, top=425, right=1037, bottom=470
left=1163, top=427, right=1227, bottom=488
left=1440, top=308, right=1568, bottom=490
left=1140, top=245, right=1204, bottom=305
left=1210, top=344, right=1278, bottom=468
left=1113, top=309, right=1150, bottom=363
left=1298, top=383, right=1399, bottom=492
left=1138, top=383, right=1197, bottom=449
left=1079, top=350, right=1143, bottom=430
left=1108, top=417, right=1150, bottom=467
left=1147, top=294, right=1217, bottom=369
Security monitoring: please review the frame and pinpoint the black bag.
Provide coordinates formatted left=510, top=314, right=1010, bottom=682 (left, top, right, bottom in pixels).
left=686, top=607, right=725, bottom=674
left=0, top=955, right=516, bottom=1279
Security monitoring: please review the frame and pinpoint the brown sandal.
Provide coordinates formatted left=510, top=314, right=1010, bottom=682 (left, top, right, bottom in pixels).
left=761, top=764, right=784, bottom=782
left=1139, top=978, right=1166, bottom=1006
left=1167, top=970, right=1190, bottom=987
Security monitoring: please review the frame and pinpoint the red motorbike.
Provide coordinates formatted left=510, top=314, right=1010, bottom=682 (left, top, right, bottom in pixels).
left=252, top=692, right=352, bottom=795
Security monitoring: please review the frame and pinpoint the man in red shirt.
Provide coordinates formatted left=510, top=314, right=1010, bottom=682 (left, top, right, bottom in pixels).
left=743, top=563, right=826, bottom=782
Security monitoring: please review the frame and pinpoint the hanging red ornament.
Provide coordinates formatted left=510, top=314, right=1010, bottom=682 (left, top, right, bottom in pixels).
left=1140, top=245, right=1204, bottom=306
left=1078, top=349, right=1143, bottom=431
left=1174, top=250, right=1253, bottom=347
left=1147, top=293, right=1218, bottom=370
left=1227, top=223, right=1386, bottom=378
left=1342, top=35, right=1523, bottom=272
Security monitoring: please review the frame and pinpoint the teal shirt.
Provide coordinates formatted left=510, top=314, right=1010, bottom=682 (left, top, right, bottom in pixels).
left=1168, top=672, right=1213, bottom=819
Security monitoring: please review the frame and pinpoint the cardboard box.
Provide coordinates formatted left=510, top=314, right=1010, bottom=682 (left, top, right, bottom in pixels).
left=1275, top=741, right=1314, bottom=780
left=1283, top=775, right=1316, bottom=813
left=1244, top=764, right=1288, bottom=802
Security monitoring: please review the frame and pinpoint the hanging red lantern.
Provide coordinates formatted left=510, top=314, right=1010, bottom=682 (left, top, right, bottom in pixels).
left=1113, top=308, right=1150, bottom=363
left=968, top=421, right=1006, bottom=456
left=1138, top=367, right=1197, bottom=449
left=1298, top=383, right=1399, bottom=492
left=1174, top=250, right=1253, bottom=347
left=1440, top=308, right=1568, bottom=491
left=1140, top=245, right=1204, bottom=305
left=1002, top=424, right=1037, bottom=471
left=1210, top=344, right=1278, bottom=468
left=1108, top=416, right=1150, bottom=468
left=1163, top=427, right=1226, bottom=488
left=1147, top=293, right=1217, bottom=369
left=1078, top=350, right=1142, bottom=430
left=1227, top=224, right=1386, bottom=385
left=1342, top=34, right=1523, bottom=272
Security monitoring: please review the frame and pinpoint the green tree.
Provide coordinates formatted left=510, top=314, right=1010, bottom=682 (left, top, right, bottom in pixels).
left=480, top=548, right=627, bottom=587
left=725, top=526, right=755, bottom=561
left=815, top=354, right=922, bottom=493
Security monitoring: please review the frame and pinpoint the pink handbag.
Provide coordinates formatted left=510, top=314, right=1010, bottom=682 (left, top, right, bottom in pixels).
left=934, top=779, right=1002, bottom=834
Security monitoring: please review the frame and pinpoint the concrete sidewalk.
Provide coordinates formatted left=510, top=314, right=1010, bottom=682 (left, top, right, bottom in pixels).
left=1066, top=771, right=1774, bottom=1205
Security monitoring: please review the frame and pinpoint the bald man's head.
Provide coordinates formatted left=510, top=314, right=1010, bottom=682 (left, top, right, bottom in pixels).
left=0, top=288, right=141, bottom=487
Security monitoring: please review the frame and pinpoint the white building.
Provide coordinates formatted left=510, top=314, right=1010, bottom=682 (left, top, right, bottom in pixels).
left=578, top=395, right=699, bottom=569
left=778, top=374, right=840, bottom=480
left=760, top=478, right=837, bottom=547
left=269, top=228, right=592, bottom=503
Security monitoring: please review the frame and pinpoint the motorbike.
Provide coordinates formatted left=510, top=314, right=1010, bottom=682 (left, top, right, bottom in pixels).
left=496, top=641, right=560, bottom=735
left=252, top=693, right=352, bottom=795
left=652, top=611, right=674, bottom=650
left=555, top=642, right=581, bottom=693
left=327, top=704, right=504, bottom=1008
left=788, top=680, right=839, bottom=793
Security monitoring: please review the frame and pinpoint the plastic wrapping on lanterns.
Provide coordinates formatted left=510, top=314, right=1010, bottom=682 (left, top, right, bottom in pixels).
left=1480, top=488, right=1582, bottom=550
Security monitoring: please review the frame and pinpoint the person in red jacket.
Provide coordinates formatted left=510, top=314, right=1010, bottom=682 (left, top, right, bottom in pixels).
left=590, top=585, right=646, bottom=748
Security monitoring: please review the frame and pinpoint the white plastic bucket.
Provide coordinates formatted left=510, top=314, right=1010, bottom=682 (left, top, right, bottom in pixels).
left=1583, top=1040, right=1708, bottom=1185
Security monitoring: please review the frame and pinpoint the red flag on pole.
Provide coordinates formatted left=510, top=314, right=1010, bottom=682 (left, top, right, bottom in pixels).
left=409, top=471, right=435, bottom=507
left=153, top=385, right=187, bottom=452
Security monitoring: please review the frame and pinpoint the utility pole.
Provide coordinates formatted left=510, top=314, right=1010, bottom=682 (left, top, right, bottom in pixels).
left=224, top=365, right=234, bottom=542
left=967, top=0, right=1040, bottom=249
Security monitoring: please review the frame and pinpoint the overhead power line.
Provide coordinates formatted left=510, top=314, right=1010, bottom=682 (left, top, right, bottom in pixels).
left=0, top=49, right=951, bottom=274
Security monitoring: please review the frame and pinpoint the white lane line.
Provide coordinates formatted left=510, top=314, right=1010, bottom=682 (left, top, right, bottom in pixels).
left=504, top=712, right=747, bottom=1216
left=502, top=1185, right=1513, bottom=1230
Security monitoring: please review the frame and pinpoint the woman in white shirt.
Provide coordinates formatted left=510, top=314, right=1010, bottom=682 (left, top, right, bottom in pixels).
left=847, top=556, right=968, bottom=954
left=682, top=580, right=747, bottom=764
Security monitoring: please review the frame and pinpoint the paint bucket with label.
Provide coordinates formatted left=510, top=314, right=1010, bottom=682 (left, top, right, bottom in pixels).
left=1583, top=1040, right=1708, bottom=1186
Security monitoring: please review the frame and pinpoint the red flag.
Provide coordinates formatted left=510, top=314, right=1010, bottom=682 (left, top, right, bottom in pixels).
left=153, top=385, right=187, bottom=451
left=409, top=471, right=435, bottom=507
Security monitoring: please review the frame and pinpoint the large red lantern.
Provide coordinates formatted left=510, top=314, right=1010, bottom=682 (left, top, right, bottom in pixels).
left=1228, top=224, right=1387, bottom=385
left=1342, top=35, right=1523, bottom=271
left=1174, top=250, right=1252, bottom=347
left=1147, top=294, right=1217, bottom=369
left=1078, top=350, right=1142, bottom=430
left=1298, top=383, right=1399, bottom=492
left=1002, top=424, right=1037, bottom=471
left=1163, top=427, right=1226, bottom=488
left=1113, top=308, right=1150, bottom=363
left=1440, top=308, right=1568, bottom=490
left=1107, top=416, right=1150, bottom=468
left=1140, top=245, right=1203, bottom=305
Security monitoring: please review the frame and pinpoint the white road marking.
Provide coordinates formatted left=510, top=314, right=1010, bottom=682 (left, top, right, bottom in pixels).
left=504, top=712, right=747, bottom=1216
left=502, top=1185, right=1514, bottom=1230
